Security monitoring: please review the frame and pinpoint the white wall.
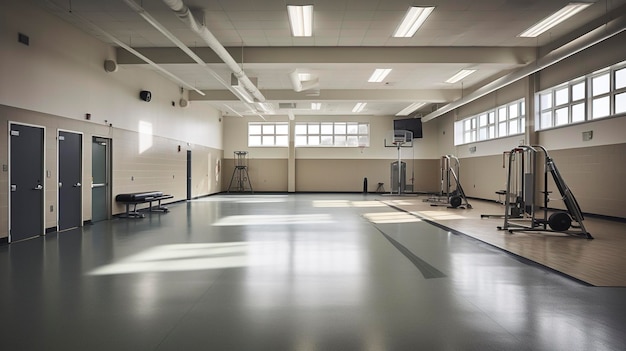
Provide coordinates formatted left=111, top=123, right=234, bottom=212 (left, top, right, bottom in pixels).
left=0, top=0, right=222, bottom=149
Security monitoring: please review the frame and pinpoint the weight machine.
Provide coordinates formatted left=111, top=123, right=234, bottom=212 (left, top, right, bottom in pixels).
left=424, top=155, right=472, bottom=208
left=496, top=145, right=592, bottom=239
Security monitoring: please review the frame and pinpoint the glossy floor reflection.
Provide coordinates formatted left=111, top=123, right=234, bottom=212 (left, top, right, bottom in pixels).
left=1, top=194, right=625, bottom=351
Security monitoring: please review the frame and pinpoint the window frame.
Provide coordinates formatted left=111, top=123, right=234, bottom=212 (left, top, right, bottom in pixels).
left=295, top=121, right=370, bottom=147
left=247, top=122, right=289, bottom=147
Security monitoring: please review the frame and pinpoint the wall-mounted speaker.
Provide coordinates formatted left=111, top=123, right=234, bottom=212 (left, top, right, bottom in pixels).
left=140, top=90, right=152, bottom=102
left=104, top=60, right=118, bottom=73
left=179, top=98, right=189, bottom=108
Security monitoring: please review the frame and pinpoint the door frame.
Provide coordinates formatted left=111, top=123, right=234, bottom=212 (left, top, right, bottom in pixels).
left=91, top=135, right=112, bottom=222
left=57, top=129, right=84, bottom=230
left=8, top=121, right=46, bottom=243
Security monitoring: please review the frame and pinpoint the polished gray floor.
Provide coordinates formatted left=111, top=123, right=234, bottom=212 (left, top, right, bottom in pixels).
left=1, top=194, right=625, bottom=351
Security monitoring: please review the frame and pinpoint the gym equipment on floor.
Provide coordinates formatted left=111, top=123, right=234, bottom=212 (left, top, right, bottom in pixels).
left=423, top=155, right=472, bottom=209
left=495, top=145, right=592, bottom=239
left=227, top=151, right=253, bottom=193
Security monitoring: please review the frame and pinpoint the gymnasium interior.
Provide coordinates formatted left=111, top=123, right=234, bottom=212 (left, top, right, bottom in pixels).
left=1, top=0, right=626, bottom=350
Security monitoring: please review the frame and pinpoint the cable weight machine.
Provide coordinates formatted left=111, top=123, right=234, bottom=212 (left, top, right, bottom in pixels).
left=498, top=145, right=592, bottom=239
left=424, top=155, right=471, bottom=209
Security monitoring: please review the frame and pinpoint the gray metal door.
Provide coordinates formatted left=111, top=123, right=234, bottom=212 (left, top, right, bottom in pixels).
left=91, top=137, right=110, bottom=222
left=187, top=150, right=192, bottom=200
left=10, top=123, right=44, bottom=242
left=59, top=131, right=82, bottom=230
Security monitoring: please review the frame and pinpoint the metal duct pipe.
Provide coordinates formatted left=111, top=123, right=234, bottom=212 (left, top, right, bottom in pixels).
left=423, top=15, right=626, bottom=122
left=161, top=0, right=266, bottom=103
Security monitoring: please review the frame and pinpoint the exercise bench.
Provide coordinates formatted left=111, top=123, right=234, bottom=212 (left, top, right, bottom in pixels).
left=115, top=191, right=173, bottom=218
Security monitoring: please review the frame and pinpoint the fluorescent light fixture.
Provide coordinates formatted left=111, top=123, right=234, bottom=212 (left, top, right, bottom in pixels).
left=445, top=69, right=477, bottom=84
left=288, top=5, right=313, bottom=37
left=368, top=69, right=392, bottom=83
left=393, top=6, right=435, bottom=37
left=519, top=3, right=592, bottom=37
left=352, top=102, right=367, bottom=113
left=396, top=102, right=426, bottom=116
left=311, top=102, right=322, bottom=110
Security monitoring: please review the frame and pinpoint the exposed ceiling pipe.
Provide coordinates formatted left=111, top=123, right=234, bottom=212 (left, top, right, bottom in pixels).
left=161, top=0, right=266, bottom=103
left=423, top=15, right=626, bottom=123
left=122, top=0, right=265, bottom=119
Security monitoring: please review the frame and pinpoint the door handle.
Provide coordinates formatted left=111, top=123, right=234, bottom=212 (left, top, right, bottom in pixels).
left=33, top=184, right=43, bottom=190
left=73, top=182, right=82, bottom=187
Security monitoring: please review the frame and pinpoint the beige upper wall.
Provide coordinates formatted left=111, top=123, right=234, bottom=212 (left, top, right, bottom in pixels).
left=0, top=0, right=223, bottom=150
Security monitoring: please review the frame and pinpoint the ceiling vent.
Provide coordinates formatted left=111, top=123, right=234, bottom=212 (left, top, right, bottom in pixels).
left=279, top=102, right=297, bottom=109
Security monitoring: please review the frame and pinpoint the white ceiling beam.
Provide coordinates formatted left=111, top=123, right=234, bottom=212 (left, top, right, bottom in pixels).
left=117, top=46, right=537, bottom=65
left=190, top=89, right=460, bottom=102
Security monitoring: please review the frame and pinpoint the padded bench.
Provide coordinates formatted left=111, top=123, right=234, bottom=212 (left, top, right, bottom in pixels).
left=115, top=191, right=174, bottom=218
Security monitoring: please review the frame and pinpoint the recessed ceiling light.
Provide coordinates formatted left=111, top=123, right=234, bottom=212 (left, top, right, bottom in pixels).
left=368, top=69, right=392, bottom=83
left=393, top=6, right=435, bottom=38
left=352, top=102, right=367, bottom=113
left=287, top=5, right=313, bottom=37
left=519, top=3, right=592, bottom=38
left=445, top=69, right=477, bottom=84
left=311, top=102, right=322, bottom=110
left=396, top=102, right=426, bottom=116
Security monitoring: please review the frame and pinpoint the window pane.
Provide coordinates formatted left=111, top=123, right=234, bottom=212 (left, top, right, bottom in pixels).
left=615, top=92, right=626, bottom=114
left=555, top=87, right=569, bottom=105
left=262, top=125, right=274, bottom=134
left=471, top=130, right=476, bottom=142
left=498, top=107, right=507, bottom=121
left=509, top=104, right=519, bottom=118
left=334, top=123, right=346, bottom=135
left=276, top=135, right=288, bottom=146
left=592, top=73, right=610, bottom=96
left=541, top=111, right=552, bottom=129
left=464, top=132, right=471, bottom=143
left=571, top=103, right=586, bottom=123
left=471, top=118, right=476, bottom=128
left=347, top=136, right=359, bottom=146
left=276, top=124, right=289, bottom=134
left=347, top=123, right=359, bottom=134
left=249, top=135, right=261, bottom=146
left=572, top=81, right=585, bottom=101
left=489, top=125, right=496, bottom=138
left=592, top=96, right=610, bottom=118
left=295, top=136, right=307, bottom=146
left=540, top=92, right=552, bottom=109
left=488, top=112, right=495, bottom=124
left=358, top=136, right=369, bottom=146
left=464, top=119, right=472, bottom=131
left=509, top=120, right=518, bottom=134
left=308, top=136, right=320, bottom=145
left=334, top=135, right=346, bottom=146
left=498, top=122, right=507, bottom=136
left=555, top=107, right=569, bottom=126
left=520, top=117, right=525, bottom=132
left=320, top=135, right=333, bottom=145
left=321, top=123, right=333, bottom=134
left=479, top=114, right=488, bottom=126
left=308, top=123, right=320, bottom=134
left=358, top=124, right=369, bottom=134
left=520, top=101, right=525, bottom=116
left=616, top=68, right=626, bottom=90
left=479, top=127, right=487, bottom=140
left=262, top=136, right=274, bottom=145
left=249, top=124, right=262, bottom=134
left=295, top=124, right=306, bottom=135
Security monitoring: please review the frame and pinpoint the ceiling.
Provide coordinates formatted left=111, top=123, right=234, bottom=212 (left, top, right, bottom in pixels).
left=32, top=0, right=626, bottom=118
